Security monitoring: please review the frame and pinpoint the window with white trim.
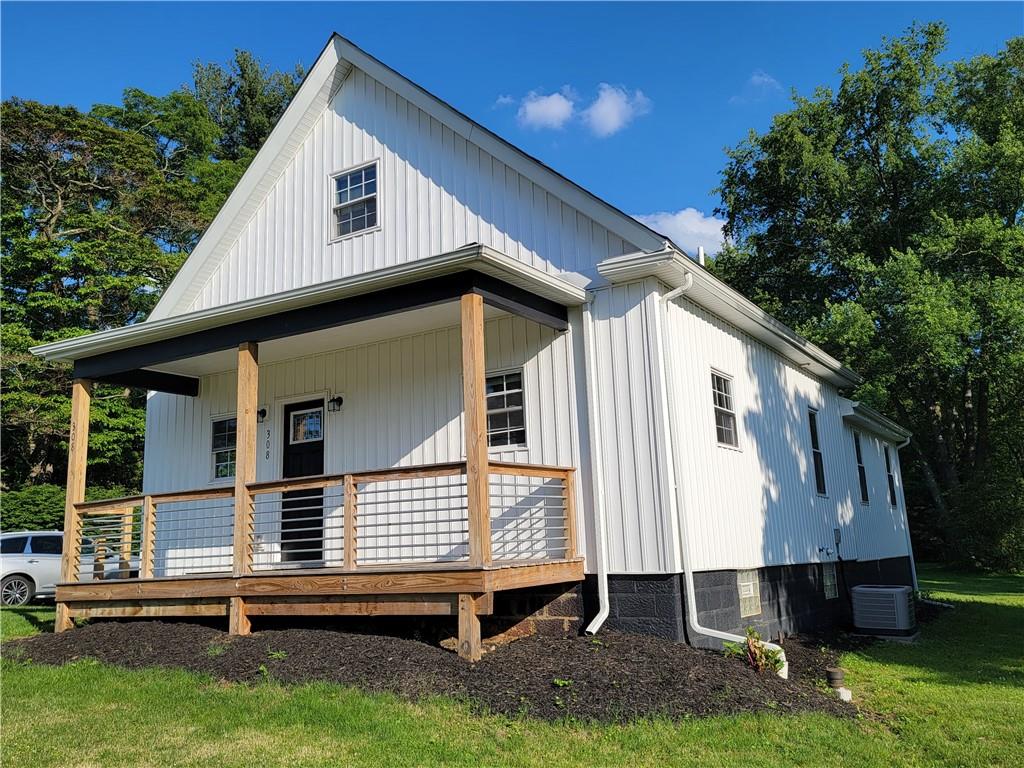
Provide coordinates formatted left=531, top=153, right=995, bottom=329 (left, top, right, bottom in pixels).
left=737, top=569, right=761, bottom=617
left=808, top=409, right=827, bottom=495
left=486, top=371, right=526, bottom=448
left=711, top=371, right=738, bottom=447
left=212, top=417, right=237, bottom=479
left=823, top=561, right=838, bottom=600
left=331, top=163, right=377, bottom=238
left=884, top=446, right=898, bottom=506
left=854, top=432, right=869, bottom=504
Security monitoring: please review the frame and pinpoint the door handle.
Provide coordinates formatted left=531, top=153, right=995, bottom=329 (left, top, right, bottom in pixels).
left=27, top=559, right=40, bottom=564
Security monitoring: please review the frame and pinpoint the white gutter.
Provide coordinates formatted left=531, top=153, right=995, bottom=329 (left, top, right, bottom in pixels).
left=658, top=269, right=789, bottom=678
left=581, top=298, right=611, bottom=635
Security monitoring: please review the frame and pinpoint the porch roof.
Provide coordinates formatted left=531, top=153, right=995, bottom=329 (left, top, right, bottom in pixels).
left=31, top=244, right=587, bottom=395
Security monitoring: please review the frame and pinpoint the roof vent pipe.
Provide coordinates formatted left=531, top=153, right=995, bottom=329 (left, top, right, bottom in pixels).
left=697, top=246, right=706, bottom=267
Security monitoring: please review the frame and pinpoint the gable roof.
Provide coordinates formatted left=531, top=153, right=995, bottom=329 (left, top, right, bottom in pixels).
left=150, top=33, right=673, bottom=321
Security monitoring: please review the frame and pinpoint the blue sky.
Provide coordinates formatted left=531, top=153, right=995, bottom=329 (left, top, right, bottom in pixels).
left=3, top=2, right=1019, bottom=254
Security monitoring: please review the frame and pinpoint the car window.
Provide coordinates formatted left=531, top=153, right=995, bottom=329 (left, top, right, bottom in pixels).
left=1, top=536, right=28, bottom=554
left=30, top=535, right=63, bottom=555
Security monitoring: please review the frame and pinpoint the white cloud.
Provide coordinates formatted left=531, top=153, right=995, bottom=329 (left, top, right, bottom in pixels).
left=582, top=84, right=651, bottom=137
left=635, top=208, right=726, bottom=258
left=729, top=69, right=783, bottom=104
left=494, top=94, right=515, bottom=107
left=516, top=88, right=575, bottom=130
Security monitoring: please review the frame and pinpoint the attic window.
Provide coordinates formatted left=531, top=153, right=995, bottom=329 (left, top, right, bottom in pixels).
left=331, top=162, right=377, bottom=239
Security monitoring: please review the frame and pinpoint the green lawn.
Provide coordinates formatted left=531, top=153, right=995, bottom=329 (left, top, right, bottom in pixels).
left=2, top=565, right=1021, bottom=768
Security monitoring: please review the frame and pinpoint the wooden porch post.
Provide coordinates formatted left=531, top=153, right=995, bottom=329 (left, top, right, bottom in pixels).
left=55, top=378, right=92, bottom=633
left=461, top=293, right=490, bottom=569
left=457, top=593, right=483, bottom=662
left=230, top=341, right=259, bottom=635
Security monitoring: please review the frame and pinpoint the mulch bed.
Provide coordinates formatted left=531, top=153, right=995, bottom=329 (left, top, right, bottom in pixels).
left=5, top=622, right=854, bottom=722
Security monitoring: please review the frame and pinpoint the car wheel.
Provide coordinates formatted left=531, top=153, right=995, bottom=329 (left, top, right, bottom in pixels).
left=1, top=575, right=35, bottom=606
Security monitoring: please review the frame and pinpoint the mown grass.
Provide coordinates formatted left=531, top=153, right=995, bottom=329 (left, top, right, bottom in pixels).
left=1, top=565, right=1020, bottom=767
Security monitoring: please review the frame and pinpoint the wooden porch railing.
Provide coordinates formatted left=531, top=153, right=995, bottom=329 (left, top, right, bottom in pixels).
left=66, top=461, right=577, bottom=583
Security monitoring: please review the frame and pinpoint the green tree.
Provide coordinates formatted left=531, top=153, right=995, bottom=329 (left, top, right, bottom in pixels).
left=714, top=24, right=1024, bottom=569
left=0, top=51, right=302, bottom=511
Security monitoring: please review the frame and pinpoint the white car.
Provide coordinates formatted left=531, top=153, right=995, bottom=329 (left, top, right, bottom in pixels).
left=1, top=530, right=139, bottom=606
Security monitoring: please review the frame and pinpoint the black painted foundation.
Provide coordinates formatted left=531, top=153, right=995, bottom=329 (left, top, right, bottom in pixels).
left=581, top=556, right=914, bottom=647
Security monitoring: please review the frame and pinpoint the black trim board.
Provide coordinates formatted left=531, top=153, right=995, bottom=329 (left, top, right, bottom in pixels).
left=74, top=271, right=569, bottom=389
left=98, top=368, right=200, bottom=397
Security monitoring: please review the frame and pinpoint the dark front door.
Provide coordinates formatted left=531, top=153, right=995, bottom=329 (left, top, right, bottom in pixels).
left=281, top=399, right=325, bottom=564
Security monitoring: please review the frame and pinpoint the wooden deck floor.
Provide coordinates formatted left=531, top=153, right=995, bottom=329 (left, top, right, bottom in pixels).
left=56, top=558, right=585, bottom=622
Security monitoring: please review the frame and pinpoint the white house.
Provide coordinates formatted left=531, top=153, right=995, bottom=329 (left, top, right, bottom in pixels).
left=32, top=34, right=916, bottom=659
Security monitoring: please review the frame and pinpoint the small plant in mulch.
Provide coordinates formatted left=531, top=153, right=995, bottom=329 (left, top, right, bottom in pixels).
left=267, top=649, right=288, bottom=660
left=206, top=644, right=226, bottom=658
left=723, top=627, right=784, bottom=674
left=551, top=677, right=576, bottom=710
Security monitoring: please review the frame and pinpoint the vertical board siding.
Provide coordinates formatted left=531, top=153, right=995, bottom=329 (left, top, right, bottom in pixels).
left=589, top=281, right=670, bottom=574
left=664, top=293, right=869, bottom=572
left=142, top=315, right=587, bottom=570
left=187, top=68, right=636, bottom=314
left=845, top=430, right=912, bottom=561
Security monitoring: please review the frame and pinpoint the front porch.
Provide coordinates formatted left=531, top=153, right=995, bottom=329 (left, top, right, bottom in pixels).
left=57, top=459, right=580, bottom=661
left=44, top=251, right=588, bottom=660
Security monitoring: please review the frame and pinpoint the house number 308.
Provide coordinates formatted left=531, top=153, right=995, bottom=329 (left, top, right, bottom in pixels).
left=265, top=429, right=271, bottom=460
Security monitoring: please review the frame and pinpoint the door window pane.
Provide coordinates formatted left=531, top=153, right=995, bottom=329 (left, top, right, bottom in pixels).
left=30, top=535, right=63, bottom=555
left=290, top=408, right=324, bottom=444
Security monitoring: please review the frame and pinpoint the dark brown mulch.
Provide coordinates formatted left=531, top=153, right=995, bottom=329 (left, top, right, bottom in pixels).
left=5, top=622, right=854, bottom=723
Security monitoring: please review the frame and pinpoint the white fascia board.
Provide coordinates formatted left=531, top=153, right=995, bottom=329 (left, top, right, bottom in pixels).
left=840, top=400, right=912, bottom=444
left=149, top=37, right=351, bottom=321
left=153, top=33, right=673, bottom=323
left=31, top=245, right=587, bottom=363
left=598, top=248, right=863, bottom=388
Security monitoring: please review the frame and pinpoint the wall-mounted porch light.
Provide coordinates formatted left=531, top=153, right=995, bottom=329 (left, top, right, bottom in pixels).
left=327, top=396, right=344, bottom=412
left=256, top=407, right=267, bottom=423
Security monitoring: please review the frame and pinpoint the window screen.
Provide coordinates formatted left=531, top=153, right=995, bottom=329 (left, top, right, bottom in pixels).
left=712, top=372, right=738, bottom=447
left=808, top=410, right=827, bottom=495
left=212, top=417, right=237, bottom=479
left=884, top=446, right=898, bottom=506
left=332, top=163, right=378, bottom=238
left=854, top=432, right=869, bottom=504
left=486, top=371, right=526, bottom=448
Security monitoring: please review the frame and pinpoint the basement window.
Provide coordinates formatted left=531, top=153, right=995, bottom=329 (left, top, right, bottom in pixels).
left=331, top=162, right=378, bottom=239
left=823, top=562, right=838, bottom=600
left=211, top=417, right=237, bottom=480
left=854, top=432, right=869, bottom=504
left=711, top=371, right=738, bottom=447
left=808, top=409, right=827, bottom=496
left=884, top=446, right=898, bottom=506
left=737, top=569, right=761, bottom=617
left=486, top=370, right=526, bottom=448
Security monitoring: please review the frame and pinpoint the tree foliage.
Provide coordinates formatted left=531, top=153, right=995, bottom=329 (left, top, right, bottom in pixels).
left=714, top=24, right=1024, bottom=569
left=0, top=52, right=302, bottom=506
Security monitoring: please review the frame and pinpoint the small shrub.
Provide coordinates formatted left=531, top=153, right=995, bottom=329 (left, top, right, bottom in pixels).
left=723, top=627, right=784, bottom=674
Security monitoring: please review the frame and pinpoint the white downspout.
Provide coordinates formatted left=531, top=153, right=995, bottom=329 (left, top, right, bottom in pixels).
left=894, top=435, right=920, bottom=592
left=582, top=298, right=611, bottom=635
left=659, top=270, right=789, bottom=678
